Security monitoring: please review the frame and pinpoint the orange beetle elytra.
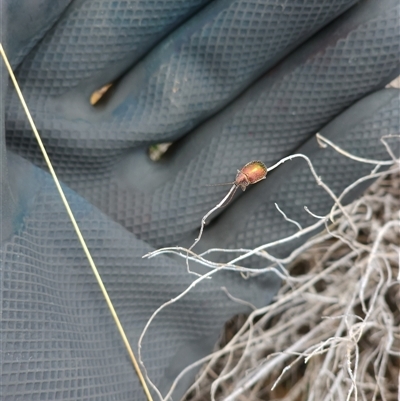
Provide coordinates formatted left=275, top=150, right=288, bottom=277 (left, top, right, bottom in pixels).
left=235, top=160, right=267, bottom=191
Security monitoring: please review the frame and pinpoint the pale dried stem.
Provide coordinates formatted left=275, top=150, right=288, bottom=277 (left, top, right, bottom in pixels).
left=139, top=135, right=399, bottom=400
left=185, top=171, right=398, bottom=400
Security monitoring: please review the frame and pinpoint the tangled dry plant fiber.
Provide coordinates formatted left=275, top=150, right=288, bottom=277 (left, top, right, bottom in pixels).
left=141, top=133, right=399, bottom=401
left=182, top=165, right=399, bottom=401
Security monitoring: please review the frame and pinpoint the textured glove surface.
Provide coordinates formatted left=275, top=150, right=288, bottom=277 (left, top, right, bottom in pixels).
left=1, top=0, right=399, bottom=399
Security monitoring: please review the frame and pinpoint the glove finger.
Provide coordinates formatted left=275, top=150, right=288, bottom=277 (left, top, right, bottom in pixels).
left=92, top=0, right=357, bottom=140
left=7, top=0, right=356, bottom=155
left=74, top=0, right=400, bottom=248
left=11, top=0, right=356, bottom=106
left=11, top=0, right=212, bottom=98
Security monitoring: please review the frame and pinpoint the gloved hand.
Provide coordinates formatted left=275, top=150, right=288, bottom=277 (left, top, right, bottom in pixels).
left=1, top=0, right=399, bottom=400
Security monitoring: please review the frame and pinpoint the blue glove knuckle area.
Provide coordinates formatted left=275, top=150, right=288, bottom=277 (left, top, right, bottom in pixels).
left=12, top=0, right=354, bottom=101
left=12, top=0, right=211, bottom=96
left=6, top=0, right=399, bottom=251
left=6, top=0, right=358, bottom=152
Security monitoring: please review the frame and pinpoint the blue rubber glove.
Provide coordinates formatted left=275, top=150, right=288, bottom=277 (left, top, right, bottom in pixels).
left=1, top=0, right=399, bottom=399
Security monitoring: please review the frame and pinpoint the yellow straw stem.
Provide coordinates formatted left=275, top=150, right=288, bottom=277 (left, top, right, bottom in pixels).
left=0, top=43, right=153, bottom=401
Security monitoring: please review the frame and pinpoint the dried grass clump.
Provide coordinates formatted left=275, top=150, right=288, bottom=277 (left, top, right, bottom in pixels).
left=184, top=168, right=399, bottom=401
